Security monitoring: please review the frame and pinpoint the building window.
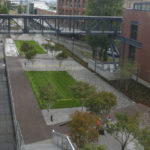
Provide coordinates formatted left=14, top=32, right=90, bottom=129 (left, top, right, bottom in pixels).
left=69, top=0, right=72, bottom=8
left=75, top=0, right=77, bottom=8
left=130, top=22, right=138, bottom=40
left=78, top=0, right=81, bottom=8
left=83, top=0, right=86, bottom=8
left=129, top=46, right=136, bottom=61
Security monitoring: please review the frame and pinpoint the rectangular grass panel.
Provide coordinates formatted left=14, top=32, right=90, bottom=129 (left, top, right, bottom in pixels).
left=25, top=71, right=80, bottom=109
left=15, top=40, right=46, bottom=54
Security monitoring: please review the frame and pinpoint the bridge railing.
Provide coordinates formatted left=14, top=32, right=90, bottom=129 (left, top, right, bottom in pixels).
left=52, top=130, right=76, bottom=150
left=4, top=39, right=24, bottom=150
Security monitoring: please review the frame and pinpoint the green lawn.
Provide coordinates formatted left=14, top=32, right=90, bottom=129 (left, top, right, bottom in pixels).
left=15, top=40, right=46, bottom=54
left=25, top=71, right=81, bottom=109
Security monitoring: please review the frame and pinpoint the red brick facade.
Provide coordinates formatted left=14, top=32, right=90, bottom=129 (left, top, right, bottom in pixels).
left=57, top=0, right=87, bottom=15
left=121, top=9, right=150, bottom=83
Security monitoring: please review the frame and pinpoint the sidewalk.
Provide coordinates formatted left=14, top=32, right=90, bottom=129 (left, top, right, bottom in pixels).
left=6, top=56, right=50, bottom=144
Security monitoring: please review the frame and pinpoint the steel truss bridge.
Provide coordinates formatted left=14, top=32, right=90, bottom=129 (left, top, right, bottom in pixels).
left=0, top=14, right=142, bottom=69
left=0, top=14, right=122, bottom=35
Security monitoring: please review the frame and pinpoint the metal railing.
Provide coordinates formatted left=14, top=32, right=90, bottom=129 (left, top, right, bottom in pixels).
left=52, top=130, right=75, bottom=150
left=4, top=38, right=24, bottom=150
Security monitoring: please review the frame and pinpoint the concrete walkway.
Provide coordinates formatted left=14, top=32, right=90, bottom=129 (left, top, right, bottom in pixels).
left=5, top=56, right=50, bottom=144
left=42, top=107, right=86, bottom=126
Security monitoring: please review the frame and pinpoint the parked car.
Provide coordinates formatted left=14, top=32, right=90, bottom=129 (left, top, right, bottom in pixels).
left=107, top=48, right=119, bottom=57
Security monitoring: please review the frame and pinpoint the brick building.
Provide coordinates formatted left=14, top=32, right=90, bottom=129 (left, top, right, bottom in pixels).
left=57, top=0, right=87, bottom=15
left=121, top=2, right=150, bottom=84
left=124, top=0, right=150, bottom=9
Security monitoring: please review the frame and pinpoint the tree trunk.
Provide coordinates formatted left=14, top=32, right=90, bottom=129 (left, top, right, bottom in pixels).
left=121, top=143, right=127, bottom=150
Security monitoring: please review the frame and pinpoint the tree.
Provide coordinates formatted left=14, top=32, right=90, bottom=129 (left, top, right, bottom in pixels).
left=69, top=111, right=99, bottom=148
left=56, top=51, right=68, bottom=67
left=81, top=144, right=106, bottom=150
left=70, top=81, right=96, bottom=110
left=85, top=0, right=124, bottom=61
left=85, top=91, right=117, bottom=123
left=106, top=112, right=139, bottom=150
left=21, top=42, right=33, bottom=53
left=17, top=5, right=24, bottom=14
left=86, top=0, right=124, bottom=16
left=24, top=49, right=36, bottom=63
left=21, top=42, right=37, bottom=63
left=40, top=83, right=59, bottom=120
left=6, top=1, right=12, bottom=10
left=119, top=60, right=138, bottom=92
left=40, top=83, right=58, bottom=110
left=138, top=128, right=150, bottom=150
left=0, top=5, right=9, bottom=14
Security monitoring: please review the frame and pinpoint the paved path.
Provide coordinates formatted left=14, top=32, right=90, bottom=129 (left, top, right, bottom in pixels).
left=42, top=107, right=86, bottom=126
left=0, top=42, right=16, bottom=150
left=5, top=57, right=50, bottom=144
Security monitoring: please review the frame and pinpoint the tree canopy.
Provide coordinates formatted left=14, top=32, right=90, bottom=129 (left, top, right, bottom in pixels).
left=40, top=83, right=59, bottom=110
left=0, top=5, right=9, bottom=14
left=69, top=111, right=99, bottom=148
left=138, top=128, right=150, bottom=150
left=85, top=0, right=124, bottom=60
left=70, top=81, right=96, bottom=109
left=21, top=42, right=37, bottom=62
left=86, top=0, right=124, bottom=16
left=56, top=51, right=68, bottom=67
left=85, top=91, right=117, bottom=123
left=106, top=112, right=139, bottom=150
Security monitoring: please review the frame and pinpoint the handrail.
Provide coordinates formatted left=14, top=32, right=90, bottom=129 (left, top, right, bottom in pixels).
left=52, top=130, right=75, bottom=150
left=66, top=136, right=75, bottom=150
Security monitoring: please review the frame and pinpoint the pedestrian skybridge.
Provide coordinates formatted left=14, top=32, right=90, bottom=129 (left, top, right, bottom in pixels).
left=0, top=14, right=122, bottom=35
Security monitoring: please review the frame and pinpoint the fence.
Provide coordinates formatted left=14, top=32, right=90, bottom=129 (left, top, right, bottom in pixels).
left=52, top=130, right=75, bottom=150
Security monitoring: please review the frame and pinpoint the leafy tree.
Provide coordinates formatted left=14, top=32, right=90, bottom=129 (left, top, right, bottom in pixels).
left=40, top=83, right=58, bottom=110
left=21, top=42, right=37, bottom=63
left=40, top=83, right=59, bottom=121
left=56, top=51, right=68, bottom=67
left=70, top=81, right=96, bottom=110
left=0, top=5, right=9, bottom=14
left=119, top=60, right=138, bottom=92
left=86, top=91, right=117, bottom=123
left=24, top=49, right=36, bottom=63
left=6, top=1, right=12, bottom=10
left=21, top=42, right=33, bottom=53
left=138, top=128, right=150, bottom=150
left=69, top=111, right=99, bottom=148
left=81, top=143, right=106, bottom=150
left=106, top=112, right=139, bottom=150
left=17, top=5, right=24, bottom=14
left=85, top=0, right=124, bottom=61
left=86, top=0, right=124, bottom=16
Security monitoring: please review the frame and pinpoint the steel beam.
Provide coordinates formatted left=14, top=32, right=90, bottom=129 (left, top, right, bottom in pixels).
left=114, top=35, right=142, bottom=48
